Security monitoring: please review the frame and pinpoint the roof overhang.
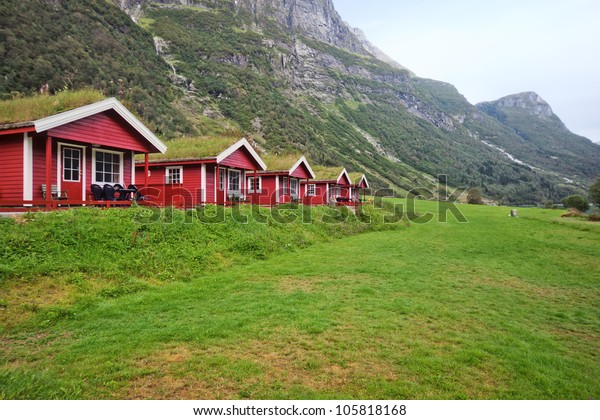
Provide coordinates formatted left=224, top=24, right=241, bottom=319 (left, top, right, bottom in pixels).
left=33, top=97, right=167, bottom=154
left=216, top=137, right=266, bottom=171
left=289, top=156, right=316, bottom=179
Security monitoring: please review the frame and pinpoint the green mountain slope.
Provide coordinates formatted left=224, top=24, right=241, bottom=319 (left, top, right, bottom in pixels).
left=1, top=0, right=598, bottom=204
left=477, top=92, right=600, bottom=181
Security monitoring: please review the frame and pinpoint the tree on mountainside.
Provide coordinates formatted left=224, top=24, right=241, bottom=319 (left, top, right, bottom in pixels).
left=589, top=175, right=600, bottom=209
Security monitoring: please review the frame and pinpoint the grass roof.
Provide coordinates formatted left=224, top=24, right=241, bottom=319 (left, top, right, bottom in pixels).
left=0, top=90, right=106, bottom=124
left=312, top=166, right=345, bottom=181
left=348, top=172, right=364, bottom=184
left=261, top=153, right=304, bottom=171
left=144, top=136, right=241, bottom=162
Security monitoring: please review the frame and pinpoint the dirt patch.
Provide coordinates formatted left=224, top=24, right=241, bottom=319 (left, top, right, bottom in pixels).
left=277, top=276, right=318, bottom=294
left=120, top=328, right=401, bottom=399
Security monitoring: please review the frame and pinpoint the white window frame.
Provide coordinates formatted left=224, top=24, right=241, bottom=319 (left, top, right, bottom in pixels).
left=219, top=168, right=225, bottom=191
left=247, top=176, right=262, bottom=193
left=307, top=184, right=316, bottom=197
left=282, top=176, right=289, bottom=195
left=62, top=146, right=82, bottom=183
left=290, top=178, right=298, bottom=197
left=165, top=166, right=183, bottom=184
left=228, top=169, right=241, bottom=194
left=92, top=148, right=124, bottom=186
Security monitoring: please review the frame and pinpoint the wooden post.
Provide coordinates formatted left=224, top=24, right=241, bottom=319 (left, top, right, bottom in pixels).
left=144, top=153, right=149, bottom=189
left=253, top=170, right=257, bottom=204
left=45, top=135, right=53, bottom=209
left=217, top=163, right=221, bottom=204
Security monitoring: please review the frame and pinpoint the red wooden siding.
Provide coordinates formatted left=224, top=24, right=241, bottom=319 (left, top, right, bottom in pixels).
left=32, top=136, right=58, bottom=200
left=220, top=147, right=261, bottom=171
left=205, top=164, right=216, bottom=203
left=254, top=175, right=277, bottom=206
left=337, top=173, right=351, bottom=186
left=301, top=182, right=329, bottom=205
left=138, top=163, right=199, bottom=207
left=48, top=110, right=152, bottom=153
left=290, top=163, right=312, bottom=179
left=0, top=134, right=24, bottom=201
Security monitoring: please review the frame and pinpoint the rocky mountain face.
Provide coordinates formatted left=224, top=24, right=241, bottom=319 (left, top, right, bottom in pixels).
left=479, top=92, right=555, bottom=119
left=2, top=0, right=598, bottom=204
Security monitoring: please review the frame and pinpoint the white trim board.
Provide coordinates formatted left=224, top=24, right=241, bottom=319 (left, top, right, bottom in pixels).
left=216, top=138, right=266, bottom=171
left=289, top=156, right=316, bottom=179
left=34, top=97, right=167, bottom=154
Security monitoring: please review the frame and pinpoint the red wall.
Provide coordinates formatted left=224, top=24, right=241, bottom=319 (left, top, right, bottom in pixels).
left=48, top=110, right=153, bottom=153
left=31, top=137, right=57, bottom=200
left=136, top=162, right=224, bottom=207
left=0, top=133, right=24, bottom=201
left=220, top=147, right=261, bottom=171
left=290, top=163, right=312, bottom=179
left=301, top=182, right=329, bottom=205
left=337, top=173, right=351, bottom=186
left=206, top=164, right=216, bottom=204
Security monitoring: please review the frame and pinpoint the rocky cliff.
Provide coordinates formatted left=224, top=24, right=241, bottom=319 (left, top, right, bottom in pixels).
left=478, top=92, right=555, bottom=119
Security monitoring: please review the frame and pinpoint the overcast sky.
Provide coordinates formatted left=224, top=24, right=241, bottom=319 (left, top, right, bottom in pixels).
left=332, top=0, right=600, bottom=143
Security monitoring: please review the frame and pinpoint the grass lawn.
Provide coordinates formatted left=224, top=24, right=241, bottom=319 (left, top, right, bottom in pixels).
left=0, top=201, right=599, bottom=399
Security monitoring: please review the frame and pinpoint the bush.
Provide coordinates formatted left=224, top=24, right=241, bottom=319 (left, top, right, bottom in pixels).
left=589, top=175, right=600, bottom=208
left=561, top=194, right=589, bottom=212
left=467, top=188, right=484, bottom=205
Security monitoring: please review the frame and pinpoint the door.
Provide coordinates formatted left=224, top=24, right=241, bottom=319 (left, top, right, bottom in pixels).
left=61, top=146, right=84, bottom=201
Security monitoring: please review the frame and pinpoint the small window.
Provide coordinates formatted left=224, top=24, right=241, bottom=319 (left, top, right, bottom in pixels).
left=94, top=150, right=121, bottom=184
left=228, top=170, right=240, bottom=193
left=307, top=184, right=316, bottom=196
left=219, top=168, right=225, bottom=191
left=282, top=176, right=288, bottom=194
left=248, top=176, right=261, bottom=193
left=63, top=147, right=80, bottom=182
left=290, top=178, right=298, bottom=196
left=165, top=166, right=183, bottom=184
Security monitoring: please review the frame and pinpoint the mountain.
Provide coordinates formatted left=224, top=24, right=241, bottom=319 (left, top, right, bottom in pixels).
left=1, top=0, right=599, bottom=204
left=477, top=92, right=600, bottom=181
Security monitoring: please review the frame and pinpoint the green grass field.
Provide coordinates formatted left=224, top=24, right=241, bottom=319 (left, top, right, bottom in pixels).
left=0, top=201, right=599, bottom=399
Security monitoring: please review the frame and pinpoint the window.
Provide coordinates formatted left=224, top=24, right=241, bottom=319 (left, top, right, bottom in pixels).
left=94, top=150, right=121, bottom=184
left=63, top=147, right=80, bottom=182
left=219, top=168, right=225, bottom=190
left=290, top=178, right=298, bottom=197
left=307, top=184, right=316, bottom=196
left=165, top=166, right=183, bottom=184
left=248, top=176, right=261, bottom=193
left=330, top=186, right=340, bottom=199
left=282, top=176, right=288, bottom=194
left=228, top=170, right=240, bottom=193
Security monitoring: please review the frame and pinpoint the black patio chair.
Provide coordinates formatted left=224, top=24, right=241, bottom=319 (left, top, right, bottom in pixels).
left=127, top=184, right=144, bottom=201
left=91, top=184, right=104, bottom=200
left=103, top=184, right=117, bottom=201
left=114, top=184, right=128, bottom=201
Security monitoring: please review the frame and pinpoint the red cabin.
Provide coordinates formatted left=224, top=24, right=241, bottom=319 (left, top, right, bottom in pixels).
left=301, top=167, right=356, bottom=205
left=135, top=138, right=266, bottom=208
left=352, top=173, right=370, bottom=202
left=251, top=156, right=316, bottom=206
left=0, top=97, right=166, bottom=211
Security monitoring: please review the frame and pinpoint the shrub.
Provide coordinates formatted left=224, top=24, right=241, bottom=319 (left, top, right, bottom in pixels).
left=467, top=188, right=484, bottom=205
left=561, top=195, right=589, bottom=212
left=589, top=175, right=600, bottom=208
